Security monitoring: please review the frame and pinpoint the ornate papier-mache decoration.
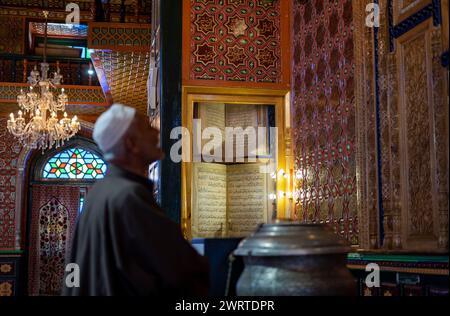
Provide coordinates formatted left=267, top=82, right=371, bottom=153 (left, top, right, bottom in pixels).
left=352, top=0, right=449, bottom=251
left=403, top=31, right=435, bottom=237
left=88, top=23, right=151, bottom=52
left=0, top=118, right=21, bottom=249
left=353, top=0, right=379, bottom=249
left=378, top=0, right=394, bottom=250
left=0, top=1, right=150, bottom=23
left=0, top=16, right=25, bottom=54
left=431, top=27, right=449, bottom=249
left=38, top=198, right=69, bottom=295
left=28, top=186, right=80, bottom=296
left=190, top=0, right=282, bottom=83
left=374, top=0, right=448, bottom=251
left=387, top=48, right=402, bottom=249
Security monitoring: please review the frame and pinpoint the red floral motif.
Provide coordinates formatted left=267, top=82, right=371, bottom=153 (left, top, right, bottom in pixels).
left=256, top=19, right=276, bottom=38
left=257, top=48, right=276, bottom=69
left=226, top=17, right=248, bottom=37
left=194, top=13, right=216, bottom=35
left=196, top=44, right=216, bottom=66
left=190, top=0, right=281, bottom=83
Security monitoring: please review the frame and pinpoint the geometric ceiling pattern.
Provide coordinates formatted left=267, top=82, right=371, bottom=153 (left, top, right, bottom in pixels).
left=88, top=22, right=152, bottom=114
left=29, top=22, right=88, bottom=38
left=90, top=50, right=150, bottom=114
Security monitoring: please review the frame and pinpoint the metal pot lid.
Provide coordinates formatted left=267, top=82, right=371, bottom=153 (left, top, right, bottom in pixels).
left=233, top=222, right=351, bottom=257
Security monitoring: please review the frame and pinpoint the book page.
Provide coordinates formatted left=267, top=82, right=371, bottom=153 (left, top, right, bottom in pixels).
left=198, top=103, right=226, bottom=135
left=197, top=103, right=226, bottom=161
left=192, top=163, right=227, bottom=238
left=256, top=105, right=270, bottom=157
left=225, top=105, right=258, bottom=129
left=226, top=164, right=268, bottom=237
left=225, top=105, right=271, bottom=161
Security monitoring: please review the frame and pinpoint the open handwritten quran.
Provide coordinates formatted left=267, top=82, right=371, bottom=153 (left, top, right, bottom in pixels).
left=190, top=103, right=274, bottom=238
left=191, top=162, right=270, bottom=238
left=194, top=103, right=271, bottom=162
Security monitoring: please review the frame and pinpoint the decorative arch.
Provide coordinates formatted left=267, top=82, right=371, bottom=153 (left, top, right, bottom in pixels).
left=18, top=121, right=108, bottom=295
left=13, top=121, right=97, bottom=251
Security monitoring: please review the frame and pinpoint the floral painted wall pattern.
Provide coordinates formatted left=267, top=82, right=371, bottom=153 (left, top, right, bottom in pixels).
left=189, top=0, right=282, bottom=83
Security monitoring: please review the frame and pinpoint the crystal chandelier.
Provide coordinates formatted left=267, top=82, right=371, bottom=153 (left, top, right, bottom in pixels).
left=7, top=11, right=80, bottom=151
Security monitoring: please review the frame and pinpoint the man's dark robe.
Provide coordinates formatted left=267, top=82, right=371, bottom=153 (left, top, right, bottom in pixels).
left=62, top=164, right=209, bottom=296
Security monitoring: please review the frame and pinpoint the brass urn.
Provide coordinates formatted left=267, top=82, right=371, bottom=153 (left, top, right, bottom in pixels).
left=233, top=223, right=356, bottom=296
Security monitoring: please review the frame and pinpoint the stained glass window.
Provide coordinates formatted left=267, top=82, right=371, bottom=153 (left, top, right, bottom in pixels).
left=43, top=148, right=107, bottom=180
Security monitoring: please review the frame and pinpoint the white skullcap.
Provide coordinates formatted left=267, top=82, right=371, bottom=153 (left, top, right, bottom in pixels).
left=93, top=103, right=136, bottom=153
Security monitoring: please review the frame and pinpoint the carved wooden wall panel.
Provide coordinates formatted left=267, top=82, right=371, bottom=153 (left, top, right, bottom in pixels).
left=387, top=2, right=448, bottom=251
left=397, top=20, right=440, bottom=250
left=353, top=0, right=380, bottom=249
left=442, top=0, right=449, bottom=51
left=393, top=0, right=430, bottom=24
left=182, top=0, right=291, bottom=89
left=0, top=117, right=21, bottom=250
left=353, top=0, right=448, bottom=251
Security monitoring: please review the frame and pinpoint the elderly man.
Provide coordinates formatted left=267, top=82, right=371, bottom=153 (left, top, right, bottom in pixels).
left=62, top=104, right=209, bottom=296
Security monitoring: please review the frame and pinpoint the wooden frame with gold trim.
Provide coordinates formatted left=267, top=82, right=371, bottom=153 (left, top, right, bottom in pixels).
left=392, top=0, right=431, bottom=26
left=181, top=86, right=290, bottom=240
left=182, top=0, right=291, bottom=90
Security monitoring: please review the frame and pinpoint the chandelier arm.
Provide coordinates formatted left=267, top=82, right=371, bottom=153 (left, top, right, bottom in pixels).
left=43, top=11, right=49, bottom=63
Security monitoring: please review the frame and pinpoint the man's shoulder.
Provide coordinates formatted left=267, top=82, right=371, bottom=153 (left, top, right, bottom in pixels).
left=92, top=175, right=145, bottom=193
left=88, top=176, right=151, bottom=207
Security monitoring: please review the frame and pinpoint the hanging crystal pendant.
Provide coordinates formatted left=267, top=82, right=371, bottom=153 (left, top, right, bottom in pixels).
left=7, top=10, right=80, bottom=151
